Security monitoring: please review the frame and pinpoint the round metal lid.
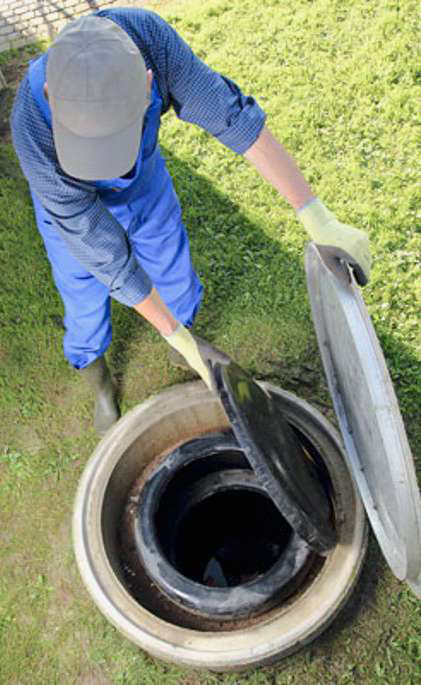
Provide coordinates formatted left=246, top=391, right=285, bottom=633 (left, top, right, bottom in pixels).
left=305, top=243, right=421, bottom=595
left=213, top=361, right=337, bottom=554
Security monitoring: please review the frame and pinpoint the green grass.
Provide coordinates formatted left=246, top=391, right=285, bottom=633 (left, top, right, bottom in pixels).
left=0, top=0, right=420, bottom=683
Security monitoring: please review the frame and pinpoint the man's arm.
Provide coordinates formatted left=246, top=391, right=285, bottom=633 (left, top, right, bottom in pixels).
left=244, top=126, right=315, bottom=210
left=243, top=125, right=371, bottom=285
left=133, top=288, right=176, bottom=335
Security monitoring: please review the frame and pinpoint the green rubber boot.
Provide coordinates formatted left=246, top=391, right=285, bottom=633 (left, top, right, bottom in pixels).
left=78, top=357, right=120, bottom=436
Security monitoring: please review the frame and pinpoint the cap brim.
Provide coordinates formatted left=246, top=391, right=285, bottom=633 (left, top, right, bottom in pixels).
left=52, top=113, right=144, bottom=181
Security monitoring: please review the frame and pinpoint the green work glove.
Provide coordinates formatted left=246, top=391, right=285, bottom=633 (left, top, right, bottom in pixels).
left=163, top=323, right=229, bottom=391
left=298, top=199, right=371, bottom=285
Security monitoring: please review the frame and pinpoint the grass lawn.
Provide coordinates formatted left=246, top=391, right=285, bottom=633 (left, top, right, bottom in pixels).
left=0, top=0, right=419, bottom=683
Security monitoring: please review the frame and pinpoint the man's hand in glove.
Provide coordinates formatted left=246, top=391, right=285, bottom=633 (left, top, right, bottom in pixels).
left=243, top=127, right=371, bottom=285
left=298, top=199, right=371, bottom=286
left=163, top=323, right=230, bottom=391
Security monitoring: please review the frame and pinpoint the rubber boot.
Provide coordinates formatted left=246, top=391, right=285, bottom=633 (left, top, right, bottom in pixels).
left=78, top=357, right=120, bottom=436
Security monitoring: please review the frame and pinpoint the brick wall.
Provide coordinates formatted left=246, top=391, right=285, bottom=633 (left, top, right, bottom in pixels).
left=0, top=1, right=144, bottom=53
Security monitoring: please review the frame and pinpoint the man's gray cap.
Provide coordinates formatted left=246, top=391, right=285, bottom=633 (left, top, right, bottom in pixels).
left=46, top=16, right=148, bottom=180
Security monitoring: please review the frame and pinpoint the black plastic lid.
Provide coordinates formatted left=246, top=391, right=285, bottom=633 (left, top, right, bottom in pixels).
left=213, top=361, right=336, bottom=554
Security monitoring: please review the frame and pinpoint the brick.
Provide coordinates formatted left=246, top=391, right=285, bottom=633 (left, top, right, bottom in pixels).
left=0, top=41, right=12, bottom=53
left=65, top=8, right=89, bottom=20
left=0, top=10, right=18, bottom=21
left=70, top=3, right=93, bottom=13
left=0, top=19, right=16, bottom=31
left=20, top=15, right=45, bottom=31
left=11, top=35, right=35, bottom=50
left=14, top=4, right=35, bottom=16
left=53, top=1, right=78, bottom=9
left=0, top=25, right=14, bottom=36
left=0, top=0, right=134, bottom=52
left=4, top=31, right=20, bottom=41
left=37, top=10, right=56, bottom=22
left=15, top=11, right=35, bottom=22
left=17, top=26, right=37, bottom=40
left=17, top=18, right=37, bottom=33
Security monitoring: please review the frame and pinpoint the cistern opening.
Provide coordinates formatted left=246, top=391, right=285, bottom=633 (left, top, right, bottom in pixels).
left=163, top=488, right=292, bottom=587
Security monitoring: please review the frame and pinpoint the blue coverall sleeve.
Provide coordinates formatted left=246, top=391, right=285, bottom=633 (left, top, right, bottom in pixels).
left=156, top=17, right=267, bottom=153
left=10, top=79, right=152, bottom=307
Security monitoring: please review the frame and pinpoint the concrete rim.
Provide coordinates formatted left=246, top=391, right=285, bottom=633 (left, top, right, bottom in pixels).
left=73, top=381, right=368, bottom=672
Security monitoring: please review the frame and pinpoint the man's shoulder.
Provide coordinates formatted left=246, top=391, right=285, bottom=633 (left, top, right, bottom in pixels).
left=93, top=6, right=169, bottom=34
left=10, top=74, right=31, bottom=133
left=11, top=63, right=46, bottom=129
left=10, top=70, right=55, bottom=170
left=92, top=6, right=175, bottom=112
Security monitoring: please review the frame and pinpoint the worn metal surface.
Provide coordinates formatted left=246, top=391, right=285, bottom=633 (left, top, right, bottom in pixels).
left=305, top=243, right=421, bottom=594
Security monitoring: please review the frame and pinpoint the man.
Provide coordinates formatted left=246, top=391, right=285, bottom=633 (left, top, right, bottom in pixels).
left=11, top=8, right=370, bottom=435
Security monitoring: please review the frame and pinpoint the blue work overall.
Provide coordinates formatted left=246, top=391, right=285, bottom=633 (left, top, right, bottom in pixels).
left=28, top=54, right=203, bottom=369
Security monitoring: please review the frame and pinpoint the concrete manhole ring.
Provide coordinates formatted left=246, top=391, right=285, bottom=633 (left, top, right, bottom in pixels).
left=73, top=381, right=367, bottom=672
